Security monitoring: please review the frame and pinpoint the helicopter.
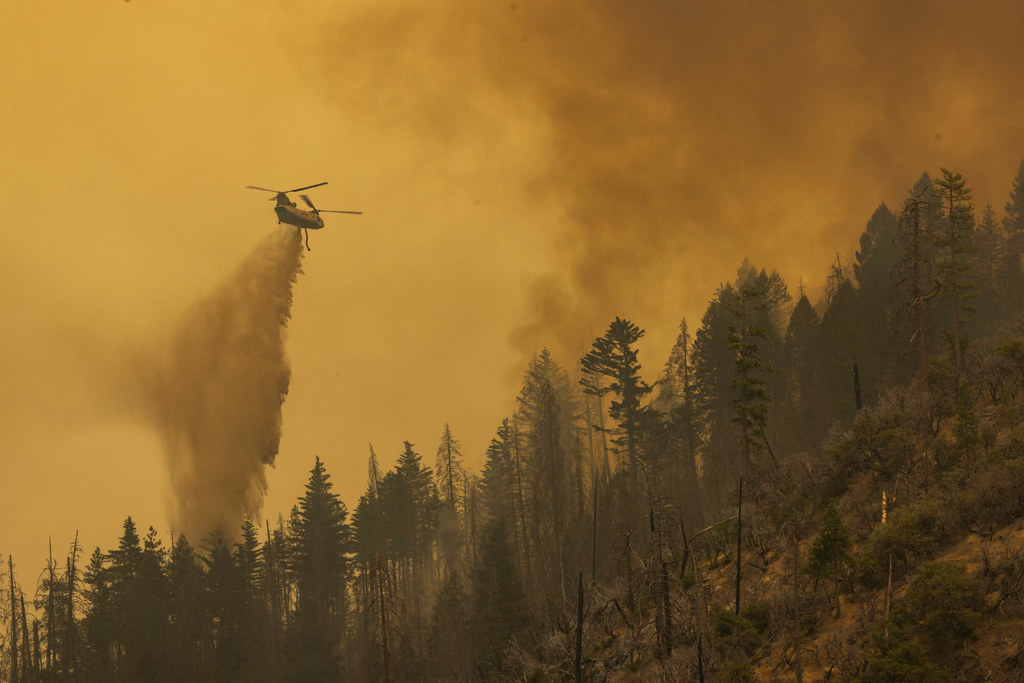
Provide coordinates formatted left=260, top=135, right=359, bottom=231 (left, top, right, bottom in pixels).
left=246, top=181, right=362, bottom=250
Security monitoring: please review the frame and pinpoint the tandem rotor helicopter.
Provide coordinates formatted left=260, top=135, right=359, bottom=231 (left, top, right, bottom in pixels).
left=246, top=181, right=362, bottom=250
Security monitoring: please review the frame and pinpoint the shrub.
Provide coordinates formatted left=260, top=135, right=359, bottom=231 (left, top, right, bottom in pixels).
left=856, top=500, right=953, bottom=588
left=711, top=608, right=762, bottom=658
left=900, top=562, right=984, bottom=656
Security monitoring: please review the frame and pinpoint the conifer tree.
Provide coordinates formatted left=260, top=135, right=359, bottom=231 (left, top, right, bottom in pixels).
left=807, top=501, right=852, bottom=618
left=427, top=570, right=473, bottom=681
left=166, top=534, right=206, bottom=682
left=471, top=520, right=529, bottom=676
left=1002, top=158, right=1024, bottom=314
left=933, top=168, right=976, bottom=379
left=81, top=548, right=114, bottom=680
left=728, top=283, right=773, bottom=470
left=692, top=284, right=741, bottom=506
left=287, top=456, right=352, bottom=678
left=853, top=204, right=905, bottom=394
left=204, top=535, right=247, bottom=680
left=435, top=424, right=465, bottom=570
left=581, top=318, right=654, bottom=476
left=660, top=319, right=702, bottom=521
left=969, top=204, right=1003, bottom=336
left=894, top=174, right=940, bottom=383
left=435, top=424, right=465, bottom=517
left=779, top=294, right=824, bottom=452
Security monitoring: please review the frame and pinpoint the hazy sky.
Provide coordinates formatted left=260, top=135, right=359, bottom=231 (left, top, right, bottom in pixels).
left=3, top=0, right=1024, bottom=571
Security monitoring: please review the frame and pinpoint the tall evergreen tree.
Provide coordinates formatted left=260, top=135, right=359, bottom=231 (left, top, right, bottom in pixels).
left=427, top=570, right=473, bottom=681
left=933, top=168, right=976, bottom=379
left=972, top=204, right=1003, bottom=335
left=659, top=319, right=702, bottom=521
left=435, top=424, right=465, bottom=570
left=80, top=548, right=114, bottom=682
left=853, top=203, right=905, bottom=397
left=727, top=281, right=774, bottom=470
left=894, top=173, right=940, bottom=382
left=166, top=534, right=207, bottom=683
left=779, top=294, right=825, bottom=453
left=471, top=520, right=529, bottom=677
left=435, top=424, right=465, bottom=517
left=691, top=284, right=741, bottom=508
left=1002, top=158, right=1024, bottom=315
left=287, top=456, right=352, bottom=680
left=580, top=318, right=655, bottom=477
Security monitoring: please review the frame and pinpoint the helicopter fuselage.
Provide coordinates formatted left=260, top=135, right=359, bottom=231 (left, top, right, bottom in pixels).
left=274, top=204, right=324, bottom=231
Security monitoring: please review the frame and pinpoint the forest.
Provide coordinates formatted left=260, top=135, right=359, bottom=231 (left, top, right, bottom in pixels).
left=5, top=159, right=1024, bottom=682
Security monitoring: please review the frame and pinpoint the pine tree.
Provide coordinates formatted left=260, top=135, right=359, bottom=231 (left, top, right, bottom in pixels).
left=660, top=319, right=702, bottom=523
left=471, top=520, right=529, bottom=676
left=581, top=318, right=654, bottom=476
left=806, top=501, right=852, bottom=618
left=287, top=456, right=352, bottom=679
left=1002, top=158, right=1024, bottom=315
left=427, top=570, right=473, bottom=681
left=435, top=424, right=465, bottom=517
left=894, top=173, right=940, bottom=383
left=932, top=168, right=976, bottom=379
left=972, top=204, right=1003, bottom=335
left=204, top=534, right=247, bottom=681
left=779, top=295, right=824, bottom=453
left=435, top=424, right=465, bottom=570
left=81, top=548, right=115, bottom=680
left=166, top=534, right=207, bottom=682
left=691, top=284, right=741, bottom=506
left=727, top=282, right=774, bottom=470
left=853, top=203, right=906, bottom=395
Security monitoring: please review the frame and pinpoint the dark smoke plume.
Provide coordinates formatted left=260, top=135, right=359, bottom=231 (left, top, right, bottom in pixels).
left=312, top=1, right=1024, bottom=362
left=145, top=228, right=303, bottom=542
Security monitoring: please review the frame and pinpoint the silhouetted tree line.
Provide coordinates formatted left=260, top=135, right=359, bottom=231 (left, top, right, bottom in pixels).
left=5, top=160, right=1024, bottom=681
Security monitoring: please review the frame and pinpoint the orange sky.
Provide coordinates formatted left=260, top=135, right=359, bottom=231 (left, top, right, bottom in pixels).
left=3, top=0, right=1024, bottom=572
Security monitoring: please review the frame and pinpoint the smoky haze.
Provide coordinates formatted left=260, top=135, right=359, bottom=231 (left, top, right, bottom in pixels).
left=312, top=0, right=1024, bottom=362
left=4, top=0, right=1024, bottom=579
left=141, top=228, right=303, bottom=543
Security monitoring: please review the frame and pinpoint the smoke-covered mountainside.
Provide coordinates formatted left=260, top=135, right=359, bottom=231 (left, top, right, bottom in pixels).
left=5, top=161, right=1024, bottom=682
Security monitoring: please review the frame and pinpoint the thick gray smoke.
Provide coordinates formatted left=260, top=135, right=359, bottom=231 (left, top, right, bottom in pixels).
left=146, top=228, right=303, bottom=543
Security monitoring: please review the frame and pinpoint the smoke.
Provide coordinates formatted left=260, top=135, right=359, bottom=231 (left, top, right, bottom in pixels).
left=310, top=0, right=1024, bottom=362
left=143, top=228, right=303, bottom=543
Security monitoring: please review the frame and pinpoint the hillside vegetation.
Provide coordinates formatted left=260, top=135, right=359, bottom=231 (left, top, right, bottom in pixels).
left=5, top=161, right=1024, bottom=681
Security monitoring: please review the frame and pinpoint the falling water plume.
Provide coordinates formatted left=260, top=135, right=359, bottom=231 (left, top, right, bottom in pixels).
left=147, top=228, right=303, bottom=544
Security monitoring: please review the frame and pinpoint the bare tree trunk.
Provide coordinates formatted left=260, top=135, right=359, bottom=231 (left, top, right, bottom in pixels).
left=650, top=508, right=667, bottom=660
left=33, top=620, right=41, bottom=679
left=690, top=551, right=705, bottom=683
left=376, top=555, right=392, bottom=683
left=793, top=533, right=803, bottom=683
left=735, top=478, right=742, bottom=615
left=20, top=591, right=31, bottom=681
left=574, top=572, right=584, bottom=683
left=64, top=531, right=79, bottom=679
left=595, top=389, right=611, bottom=486
left=47, top=539, right=55, bottom=672
left=592, top=475, right=598, bottom=581
left=10, top=555, right=18, bottom=683
left=511, top=416, right=533, bottom=587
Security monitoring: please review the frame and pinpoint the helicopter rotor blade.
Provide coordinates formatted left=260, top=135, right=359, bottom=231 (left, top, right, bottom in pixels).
left=245, top=185, right=281, bottom=193
left=300, top=194, right=317, bottom=211
left=286, top=181, right=328, bottom=194
left=318, top=210, right=364, bottom=215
